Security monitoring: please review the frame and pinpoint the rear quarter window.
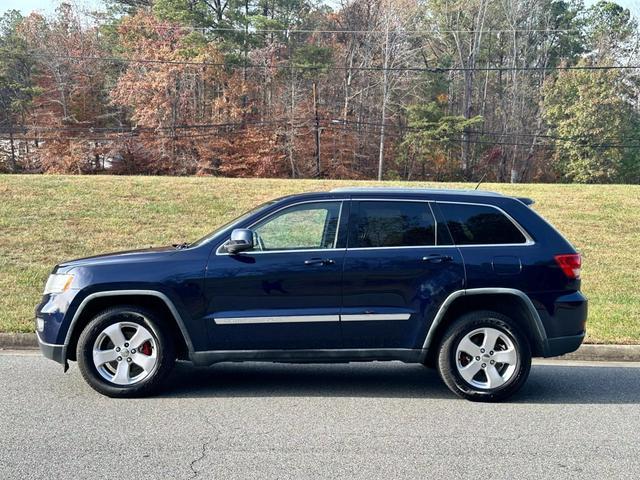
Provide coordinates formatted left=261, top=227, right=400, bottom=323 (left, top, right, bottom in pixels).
left=437, top=203, right=528, bottom=245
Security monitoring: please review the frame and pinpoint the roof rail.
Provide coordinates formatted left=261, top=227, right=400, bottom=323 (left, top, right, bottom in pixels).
left=330, top=187, right=503, bottom=197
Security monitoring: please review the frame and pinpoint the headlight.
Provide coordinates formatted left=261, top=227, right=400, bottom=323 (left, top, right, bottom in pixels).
left=43, top=274, right=74, bottom=295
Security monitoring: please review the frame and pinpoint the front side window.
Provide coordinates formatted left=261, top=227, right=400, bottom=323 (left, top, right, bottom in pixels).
left=348, top=201, right=436, bottom=248
left=250, top=202, right=341, bottom=251
left=438, top=203, right=528, bottom=245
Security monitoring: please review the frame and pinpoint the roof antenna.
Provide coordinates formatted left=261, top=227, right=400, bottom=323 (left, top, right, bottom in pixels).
left=474, top=172, right=487, bottom=190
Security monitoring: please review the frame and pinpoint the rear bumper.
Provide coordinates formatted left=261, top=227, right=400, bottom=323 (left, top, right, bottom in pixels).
left=546, top=332, right=585, bottom=357
left=539, top=291, right=588, bottom=357
left=36, top=331, right=66, bottom=365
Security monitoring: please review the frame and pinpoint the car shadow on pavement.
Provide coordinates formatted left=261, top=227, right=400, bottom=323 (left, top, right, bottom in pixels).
left=161, top=362, right=452, bottom=399
left=158, top=361, right=640, bottom=404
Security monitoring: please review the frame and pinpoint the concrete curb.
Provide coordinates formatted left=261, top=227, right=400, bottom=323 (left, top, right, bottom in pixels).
left=557, top=344, right=640, bottom=362
left=0, top=333, right=38, bottom=349
left=1, top=333, right=640, bottom=362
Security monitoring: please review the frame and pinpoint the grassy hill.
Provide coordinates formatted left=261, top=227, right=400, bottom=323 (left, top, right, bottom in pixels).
left=1, top=175, right=638, bottom=344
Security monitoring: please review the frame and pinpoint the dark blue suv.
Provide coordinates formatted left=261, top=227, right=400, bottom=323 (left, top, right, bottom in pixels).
left=36, top=188, right=587, bottom=401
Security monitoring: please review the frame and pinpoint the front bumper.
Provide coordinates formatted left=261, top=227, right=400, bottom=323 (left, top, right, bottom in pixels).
left=36, top=331, right=66, bottom=365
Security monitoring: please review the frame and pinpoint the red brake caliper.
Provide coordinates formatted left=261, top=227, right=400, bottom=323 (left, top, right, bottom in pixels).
left=140, top=341, right=153, bottom=356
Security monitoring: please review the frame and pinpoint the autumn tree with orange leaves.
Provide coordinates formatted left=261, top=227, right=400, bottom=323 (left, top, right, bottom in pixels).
left=18, top=4, right=114, bottom=172
left=2, top=0, right=640, bottom=183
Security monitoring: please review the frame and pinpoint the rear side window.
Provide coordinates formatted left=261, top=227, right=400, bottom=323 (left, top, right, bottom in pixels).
left=438, top=203, right=528, bottom=245
left=349, top=201, right=436, bottom=248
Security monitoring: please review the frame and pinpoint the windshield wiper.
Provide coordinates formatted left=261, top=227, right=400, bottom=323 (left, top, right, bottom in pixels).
left=173, top=242, right=191, bottom=250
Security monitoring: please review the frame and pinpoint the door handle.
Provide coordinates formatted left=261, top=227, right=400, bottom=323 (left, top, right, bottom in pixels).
left=304, top=258, right=336, bottom=266
left=422, top=254, right=453, bottom=264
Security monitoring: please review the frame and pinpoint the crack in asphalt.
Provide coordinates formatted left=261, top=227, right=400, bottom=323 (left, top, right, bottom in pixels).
left=188, top=440, right=210, bottom=479
left=187, top=411, right=222, bottom=479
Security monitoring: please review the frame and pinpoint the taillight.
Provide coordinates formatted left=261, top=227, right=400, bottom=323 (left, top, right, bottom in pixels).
left=554, top=254, right=582, bottom=279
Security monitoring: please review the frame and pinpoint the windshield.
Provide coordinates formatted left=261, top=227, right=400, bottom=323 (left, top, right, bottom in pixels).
left=190, top=200, right=277, bottom=247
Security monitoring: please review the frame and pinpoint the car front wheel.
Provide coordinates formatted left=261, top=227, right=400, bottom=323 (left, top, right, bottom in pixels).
left=76, top=306, right=175, bottom=397
left=437, top=310, right=531, bottom=402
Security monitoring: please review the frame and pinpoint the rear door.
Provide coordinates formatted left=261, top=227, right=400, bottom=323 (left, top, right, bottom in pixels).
left=340, top=199, right=465, bottom=349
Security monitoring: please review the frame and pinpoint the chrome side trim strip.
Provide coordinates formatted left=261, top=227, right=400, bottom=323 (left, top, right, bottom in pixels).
left=214, top=313, right=411, bottom=324
left=215, top=315, right=340, bottom=325
left=419, top=288, right=548, bottom=361
left=341, top=313, right=411, bottom=321
left=63, top=290, right=194, bottom=356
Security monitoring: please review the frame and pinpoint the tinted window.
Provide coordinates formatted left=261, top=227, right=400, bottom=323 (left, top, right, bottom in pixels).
left=438, top=203, right=527, bottom=245
left=251, top=202, right=341, bottom=251
left=349, top=201, right=436, bottom=248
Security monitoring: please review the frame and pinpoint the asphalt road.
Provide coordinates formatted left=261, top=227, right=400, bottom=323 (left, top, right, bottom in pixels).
left=1, top=352, right=639, bottom=479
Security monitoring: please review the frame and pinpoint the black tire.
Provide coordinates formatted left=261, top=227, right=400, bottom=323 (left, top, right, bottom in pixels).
left=437, top=310, right=531, bottom=402
left=76, top=305, right=175, bottom=398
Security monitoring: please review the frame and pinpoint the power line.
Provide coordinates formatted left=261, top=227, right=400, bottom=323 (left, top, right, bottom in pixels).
left=97, top=21, right=587, bottom=35
left=329, top=123, right=640, bottom=148
left=331, top=119, right=640, bottom=145
left=467, top=129, right=640, bottom=143
left=10, top=52, right=640, bottom=73
left=7, top=120, right=631, bottom=141
left=11, top=118, right=640, bottom=147
left=0, top=119, right=308, bottom=141
left=21, top=118, right=296, bottom=133
left=7, top=122, right=640, bottom=149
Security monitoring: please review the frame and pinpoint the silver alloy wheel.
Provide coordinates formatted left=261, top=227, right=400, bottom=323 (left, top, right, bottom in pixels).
left=92, top=321, right=158, bottom=386
left=455, top=327, right=518, bottom=390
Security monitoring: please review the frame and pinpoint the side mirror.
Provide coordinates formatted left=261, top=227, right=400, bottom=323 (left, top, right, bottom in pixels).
left=226, top=228, right=254, bottom=254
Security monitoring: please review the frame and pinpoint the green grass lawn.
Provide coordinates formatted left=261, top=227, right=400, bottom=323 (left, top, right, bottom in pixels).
left=1, top=175, right=638, bottom=344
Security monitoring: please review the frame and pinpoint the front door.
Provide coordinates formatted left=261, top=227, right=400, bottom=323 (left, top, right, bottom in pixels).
left=204, top=200, right=346, bottom=350
left=340, top=200, right=465, bottom=349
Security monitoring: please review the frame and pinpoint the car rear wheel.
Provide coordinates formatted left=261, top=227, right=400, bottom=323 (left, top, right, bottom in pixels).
left=437, top=310, right=531, bottom=402
left=77, top=306, right=175, bottom=397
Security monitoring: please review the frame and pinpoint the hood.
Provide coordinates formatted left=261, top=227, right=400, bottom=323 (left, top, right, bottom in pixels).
left=54, top=246, right=179, bottom=272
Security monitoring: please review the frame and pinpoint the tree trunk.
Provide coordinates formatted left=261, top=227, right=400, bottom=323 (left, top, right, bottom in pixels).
left=460, top=68, right=474, bottom=175
left=342, top=50, right=355, bottom=123
left=451, top=0, right=488, bottom=177
left=312, top=82, right=321, bottom=177
left=241, top=0, right=249, bottom=110
left=378, top=20, right=391, bottom=181
left=287, top=48, right=297, bottom=178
